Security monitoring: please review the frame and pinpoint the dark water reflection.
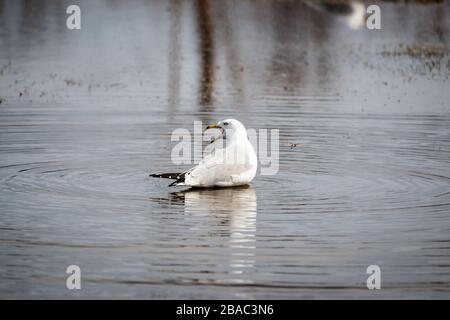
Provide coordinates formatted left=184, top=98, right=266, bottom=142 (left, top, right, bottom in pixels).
left=0, top=0, right=450, bottom=298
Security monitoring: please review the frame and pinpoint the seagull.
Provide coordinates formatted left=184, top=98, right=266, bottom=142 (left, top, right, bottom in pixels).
left=305, top=1, right=366, bottom=30
left=150, top=119, right=258, bottom=187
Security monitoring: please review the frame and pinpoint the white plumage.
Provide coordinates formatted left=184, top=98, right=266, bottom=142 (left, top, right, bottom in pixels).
left=151, top=119, right=258, bottom=188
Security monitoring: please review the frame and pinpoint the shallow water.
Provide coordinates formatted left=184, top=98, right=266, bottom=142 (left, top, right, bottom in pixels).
left=0, top=0, right=450, bottom=299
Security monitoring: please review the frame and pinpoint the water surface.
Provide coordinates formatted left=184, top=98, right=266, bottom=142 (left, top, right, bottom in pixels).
left=0, top=0, right=450, bottom=299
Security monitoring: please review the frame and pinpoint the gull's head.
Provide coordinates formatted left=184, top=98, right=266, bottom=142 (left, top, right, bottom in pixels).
left=205, top=119, right=247, bottom=141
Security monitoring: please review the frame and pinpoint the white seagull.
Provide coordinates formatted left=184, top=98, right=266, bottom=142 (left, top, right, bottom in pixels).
left=150, top=119, right=258, bottom=187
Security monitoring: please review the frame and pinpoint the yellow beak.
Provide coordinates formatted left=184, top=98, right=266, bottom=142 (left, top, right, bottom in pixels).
left=205, top=124, right=218, bottom=130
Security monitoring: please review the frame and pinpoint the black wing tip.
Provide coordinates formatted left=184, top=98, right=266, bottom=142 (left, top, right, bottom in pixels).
left=149, top=172, right=185, bottom=180
left=149, top=172, right=186, bottom=186
left=149, top=173, right=166, bottom=178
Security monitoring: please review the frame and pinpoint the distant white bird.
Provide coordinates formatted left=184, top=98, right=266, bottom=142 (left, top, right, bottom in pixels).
left=306, top=1, right=366, bottom=30
left=150, top=119, right=258, bottom=187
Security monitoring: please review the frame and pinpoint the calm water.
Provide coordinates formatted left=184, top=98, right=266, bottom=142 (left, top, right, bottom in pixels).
left=0, top=0, right=450, bottom=299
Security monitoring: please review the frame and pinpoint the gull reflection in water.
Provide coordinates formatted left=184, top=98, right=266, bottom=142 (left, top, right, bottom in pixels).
left=170, top=186, right=257, bottom=278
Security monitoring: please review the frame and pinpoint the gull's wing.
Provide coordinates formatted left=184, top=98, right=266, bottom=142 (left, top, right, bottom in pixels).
left=184, top=145, right=254, bottom=187
left=150, top=147, right=228, bottom=187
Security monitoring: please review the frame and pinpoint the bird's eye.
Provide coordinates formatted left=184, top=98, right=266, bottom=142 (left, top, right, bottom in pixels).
left=223, top=122, right=229, bottom=126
